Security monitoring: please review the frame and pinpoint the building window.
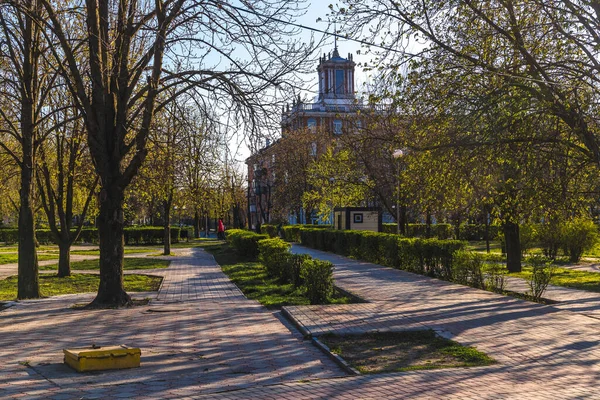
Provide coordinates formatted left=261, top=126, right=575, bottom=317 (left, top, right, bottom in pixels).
left=307, top=118, right=317, bottom=130
left=333, top=119, right=342, bottom=135
left=335, top=70, right=345, bottom=94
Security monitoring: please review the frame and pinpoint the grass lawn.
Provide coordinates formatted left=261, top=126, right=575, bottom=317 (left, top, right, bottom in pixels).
left=466, top=240, right=503, bottom=253
left=320, top=330, right=494, bottom=374
left=59, top=247, right=159, bottom=256
left=0, top=253, right=58, bottom=265
left=0, top=273, right=162, bottom=301
left=207, top=243, right=356, bottom=309
left=38, top=257, right=170, bottom=271
left=509, top=266, right=600, bottom=293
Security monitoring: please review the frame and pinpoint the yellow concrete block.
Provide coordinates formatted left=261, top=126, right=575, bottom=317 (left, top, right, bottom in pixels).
left=63, top=345, right=141, bottom=372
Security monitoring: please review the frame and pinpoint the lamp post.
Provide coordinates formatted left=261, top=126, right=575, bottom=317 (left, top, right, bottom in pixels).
left=329, top=177, right=335, bottom=226
left=392, top=149, right=405, bottom=235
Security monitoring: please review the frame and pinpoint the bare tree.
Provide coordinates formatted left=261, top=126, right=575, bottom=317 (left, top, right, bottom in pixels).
left=37, top=0, right=313, bottom=306
left=0, top=1, right=58, bottom=298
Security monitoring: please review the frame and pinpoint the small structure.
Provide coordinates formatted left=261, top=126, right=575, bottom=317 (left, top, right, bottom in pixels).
left=333, top=207, right=382, bottom=232
left=63, top=345, right=141, bottom=372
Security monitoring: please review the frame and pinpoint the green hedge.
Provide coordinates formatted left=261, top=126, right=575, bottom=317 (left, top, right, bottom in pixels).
left=382, top=223, right=499, bottom=240
left=260, top=224, right=279, bottom=238
left=258, top=238, right=292, bottom=281
left=0, top=226, right=185, bottom=245
left=253, top=236, right=334, bottom=304
left=226, top=229, right=269, bottom=259
left=300, top=228, right=466, bottom=281
left=300, top=258, right=334, bottom=304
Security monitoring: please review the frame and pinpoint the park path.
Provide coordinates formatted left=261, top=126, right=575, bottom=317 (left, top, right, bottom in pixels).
left=191, top=245, right=600, bottom=399
left=0, top=247, right=343, bottom=399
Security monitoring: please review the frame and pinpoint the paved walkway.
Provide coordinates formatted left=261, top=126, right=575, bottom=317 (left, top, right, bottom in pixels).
left=208, top=245, right=600, bottom=399
left=0, top=247, right=342, bottom=399
left=4, top=245, right=600, bottom=399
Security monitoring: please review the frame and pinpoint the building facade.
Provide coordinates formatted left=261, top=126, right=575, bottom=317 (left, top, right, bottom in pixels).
left=246, top=47, right=375, bottom=228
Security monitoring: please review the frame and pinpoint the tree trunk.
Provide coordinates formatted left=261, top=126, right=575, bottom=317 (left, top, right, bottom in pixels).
left=194, top=209, right=200, bottom=238
left=425, top=212, right=432, bottom=238
left=89, top=187, right=131, bottom=307
left=485, top=212, right=491, bottom=253
left=503, top=221, right=522, bottom=273
left=57, top=240, right=71, bottom=277
left=453, top=214, right=461, bottom=240
left=399, top=205, right=407, bottom=235
left=163, top=200, right=171, bottom=255
left=17, top=171, right=39, bottom=298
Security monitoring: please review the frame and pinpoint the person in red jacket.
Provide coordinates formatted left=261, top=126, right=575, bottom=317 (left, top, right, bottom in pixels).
left=217, top=218, right=225, bottom=240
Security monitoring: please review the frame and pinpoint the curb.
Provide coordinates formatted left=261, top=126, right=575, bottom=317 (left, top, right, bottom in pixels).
left=311, top=337, right=361, bottom=376
left=281, top=307, right=311, bottom=338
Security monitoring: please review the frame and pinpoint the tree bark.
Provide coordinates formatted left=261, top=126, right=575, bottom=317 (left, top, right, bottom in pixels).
left=163, top=199, right=171, bottom=255
left=17, top=165, right=39, bottom=298
left=425, top=211, right=432, bottom=238
left=57, top=240, right=71, bottom=277
left=503, top=221, right=522, bottom=273
left=90, top=187, right=131, bottom=307
left=194, top=209, right=200, bottom=238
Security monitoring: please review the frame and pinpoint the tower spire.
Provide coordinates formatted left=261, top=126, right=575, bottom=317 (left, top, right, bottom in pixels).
left=332, top=22, right=340, bottom=58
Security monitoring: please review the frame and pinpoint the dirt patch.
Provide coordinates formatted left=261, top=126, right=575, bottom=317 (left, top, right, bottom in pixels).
left=319, top=330, right=494, bottom=374
left=71, top=298, right=151, bottom=310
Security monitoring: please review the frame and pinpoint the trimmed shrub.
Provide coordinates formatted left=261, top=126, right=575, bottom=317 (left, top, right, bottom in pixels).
left=301, top=258, right=334, bottom=305
left=289, top=253, right=311, bottom=287
left=226, top=229, right=268, bottom=259
left=123, top=227, right=181, bottom=245
left=282, top=225, right=301, bottom=242
left=299, top=228, right=466, bottom=281
left=260, top=224, right=279, bottom=238
left=258, top=238, right=292, bottom=281
left=452, top=251, right=485, bottom=289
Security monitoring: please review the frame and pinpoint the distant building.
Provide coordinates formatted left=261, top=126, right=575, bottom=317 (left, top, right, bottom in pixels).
left=246, top=46, right=383, bottom=228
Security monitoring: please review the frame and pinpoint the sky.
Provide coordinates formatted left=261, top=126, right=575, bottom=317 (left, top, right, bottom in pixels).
left=230, top=1, right=371, bottom=167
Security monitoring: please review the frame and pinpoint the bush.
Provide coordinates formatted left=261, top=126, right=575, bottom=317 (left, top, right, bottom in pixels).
left=561, top=217, right=599, bottom=262
left=226, top=229, right=269, bottom=259
left=526, top=255, right=555, bottom=301
left=299, top=228, right=466, bottom=281
left=382, top=223, right=455, bottom=239
left=301, top=258, right=334, bottom=304
left=282, top=226, right=301, bottom=242
left=258, top=238, right=292, bottom=282
left=483, top=255, right=507, bottom=292
left=288, top=253, right=310, bottom=287
left=123, top=227, right=181, bottom=245
left=260, top=224, right=279, bottom=238
left=452, top=251, right=485, bottom=289
left=537, top=221, right=562, bottom=259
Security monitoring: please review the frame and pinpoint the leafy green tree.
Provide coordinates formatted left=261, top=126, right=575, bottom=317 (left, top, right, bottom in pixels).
left=304, top=146, right=372, bottom=221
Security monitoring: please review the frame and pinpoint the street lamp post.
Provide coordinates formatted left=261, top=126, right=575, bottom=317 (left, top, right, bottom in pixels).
left=392, top=149, right=405, bottom=235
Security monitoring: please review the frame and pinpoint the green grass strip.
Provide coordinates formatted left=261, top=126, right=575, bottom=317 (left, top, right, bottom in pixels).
left=0, top=273, right=162, bottom=301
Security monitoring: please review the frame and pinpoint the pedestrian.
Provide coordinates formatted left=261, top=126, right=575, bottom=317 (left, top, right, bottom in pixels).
left=218, top=218, right=225, bottom=240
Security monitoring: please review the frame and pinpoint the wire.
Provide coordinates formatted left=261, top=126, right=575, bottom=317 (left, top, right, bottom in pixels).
left=219, top=2, right=417, bottom=56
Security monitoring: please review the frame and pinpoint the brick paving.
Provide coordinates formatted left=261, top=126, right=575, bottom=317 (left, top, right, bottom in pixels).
left=0, top=247, right=342, bottom=399
left=3, top=244, right=600, bottom=398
